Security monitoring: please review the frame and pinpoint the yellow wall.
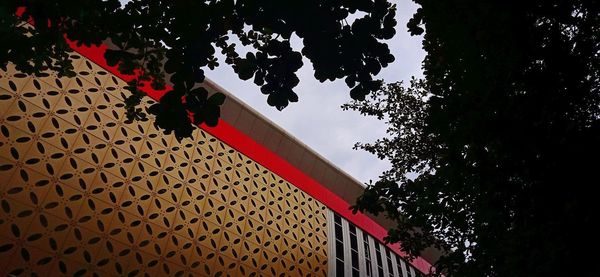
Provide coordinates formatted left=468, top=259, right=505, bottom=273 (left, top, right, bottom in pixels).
left=0, top=51, right=328, bottom=276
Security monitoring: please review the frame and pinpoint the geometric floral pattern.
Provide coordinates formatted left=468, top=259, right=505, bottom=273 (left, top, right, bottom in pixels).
left=0, top=51, right=328, bottom=276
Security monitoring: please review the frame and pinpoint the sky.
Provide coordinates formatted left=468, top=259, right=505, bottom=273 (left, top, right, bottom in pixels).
left=207, top=0, right=425, bottom=184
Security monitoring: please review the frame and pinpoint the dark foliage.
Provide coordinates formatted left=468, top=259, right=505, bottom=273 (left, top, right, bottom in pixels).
left=1, top=0, right=397, bottom=137
left=346, top=1, right=600, bottom=276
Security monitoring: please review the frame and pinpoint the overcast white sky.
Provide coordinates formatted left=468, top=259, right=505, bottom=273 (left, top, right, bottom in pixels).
left=208, top=0, right=424, bottom=184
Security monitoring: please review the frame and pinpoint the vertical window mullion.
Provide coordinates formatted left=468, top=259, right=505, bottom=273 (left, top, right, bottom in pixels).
left=363, top=233, right=374, bottom=277
left=379, top=244, right=390, bottom=277
left=341, top=216, right=351, bottom=276
left=368, top=236, right=380, bottom=277
left=409, top=266, right=416, bottom=277
left=385, top=249, right=394, bottom=277
left=356, top=227, right=367, bottom=277
left=390, top=251, right=400, bottom=277
left=399, top=256, right=408, bottom=277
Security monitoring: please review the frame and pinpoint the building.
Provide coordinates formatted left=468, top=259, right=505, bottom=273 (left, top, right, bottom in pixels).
left=0, top=31, right=435, bottom=276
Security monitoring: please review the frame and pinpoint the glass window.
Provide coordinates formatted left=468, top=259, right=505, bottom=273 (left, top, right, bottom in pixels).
left=336, top=259, right=345, bottom=277
left=334, top=213, right=342, bottom=224
left=375, top=245, right=384, bottom=277
left=349, top=224, right=360, bottom=274
left=334, top=214, right=344, bottom=276
left=335, top=223, right=343, bottom=238
left=336, top=240, right=344, bottom=259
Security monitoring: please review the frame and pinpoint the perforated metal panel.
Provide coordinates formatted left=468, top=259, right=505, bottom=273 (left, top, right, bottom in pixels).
left=0, top=52, right=328, bottom=276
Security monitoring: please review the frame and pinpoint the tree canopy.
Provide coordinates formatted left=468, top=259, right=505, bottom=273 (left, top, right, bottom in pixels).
left=346, top=1, right=600, bottom=276
left=1, top=0, right=397, bottom=138
left=5, top=1, right=600, bottom=276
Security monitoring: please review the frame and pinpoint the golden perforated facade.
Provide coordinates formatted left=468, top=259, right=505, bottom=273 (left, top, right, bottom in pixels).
left=0, top=51, right=328, bottom=276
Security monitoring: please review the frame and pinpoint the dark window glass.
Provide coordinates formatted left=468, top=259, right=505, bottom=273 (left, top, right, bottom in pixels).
left=335, top=224, right=343, bottom=238
left=375, top=246, right=384, bottom=277
left=336, top=240, right=344, bottom=259
left=351, top=250, right=359, bottom=267
left=386, top=249, right=394, bottom=276
left=334, top=214, right=342, bottom=224
left=352, top=268, right=360, bottom=277
left=349, top=224, right=356, bottom=234
left=336, top=259, right=345, bottom=277
left=350, top=232, right=358, bottom=250
left=375, top=248, right=382, bottom=266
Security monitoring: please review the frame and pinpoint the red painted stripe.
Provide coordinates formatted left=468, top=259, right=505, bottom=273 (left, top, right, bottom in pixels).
left=65, top=41, right=433, bottom=274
